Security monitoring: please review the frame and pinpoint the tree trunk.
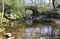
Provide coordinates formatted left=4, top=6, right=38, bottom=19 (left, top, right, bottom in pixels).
left=1, top=0, right=4, bottom=24
left=52, top=0, right=55, bottom=10
left=49, top=0, right=51, bottom=5
left=44, top=0, right=45, bottom=7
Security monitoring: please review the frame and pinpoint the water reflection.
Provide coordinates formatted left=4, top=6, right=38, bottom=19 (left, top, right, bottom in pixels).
left=54, top=28, right=59, bottom=36
left=25, top=28, right=32, bottom=37
left=19, top=25, right=60, bottom=39
left=1, top=23, right=60, bottom=39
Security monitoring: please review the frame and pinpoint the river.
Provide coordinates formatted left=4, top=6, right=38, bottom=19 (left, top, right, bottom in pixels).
left=0, top=22, right=60, bottom=39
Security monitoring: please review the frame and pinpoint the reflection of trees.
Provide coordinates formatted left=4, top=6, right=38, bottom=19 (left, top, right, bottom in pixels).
left=20, top=26, right=60, bottom=39
left=50, top=22, right=60, bottom=39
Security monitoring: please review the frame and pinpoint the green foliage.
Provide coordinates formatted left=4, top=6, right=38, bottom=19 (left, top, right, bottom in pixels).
left=0, top=0, right=59, bottom=23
